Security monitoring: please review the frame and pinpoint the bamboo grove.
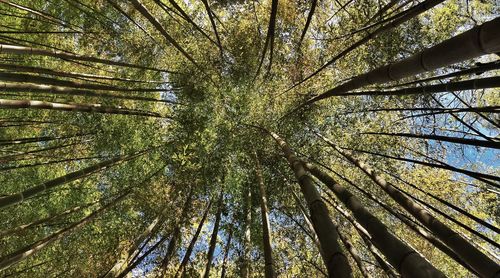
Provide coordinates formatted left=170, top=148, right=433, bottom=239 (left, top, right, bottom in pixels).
left=0, top=0, right=498, bottom=277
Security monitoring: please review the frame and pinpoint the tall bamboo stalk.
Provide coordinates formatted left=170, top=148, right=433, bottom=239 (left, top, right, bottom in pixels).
left=303, top=162, right=445, bottom=277
left=268, top=130, right=352, bottom=277
left=320, top=134, right=500, bottom=277
left=254, top=151, right=276, bottom=278
left=304, top=17, right=500, bottom=105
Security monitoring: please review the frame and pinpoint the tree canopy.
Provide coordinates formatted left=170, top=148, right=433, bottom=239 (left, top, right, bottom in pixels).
left=0, top=0, right=498, bottom=277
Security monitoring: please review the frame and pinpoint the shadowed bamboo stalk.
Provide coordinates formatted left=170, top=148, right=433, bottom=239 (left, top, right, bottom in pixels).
left=297, top=0, right=318, bottom=48
left=202, top=190, right=224, bottom=278
left=0, top=167, right=161, bottom=271
left=303, top=162, right=445, bottom=277
left=174, top=200, right=212, bottom=278
left=0, top=63, right=167, bottom=83
left=267, top=129, right=352, bottom=277
left=162, top=0, right=218, bottom=46
left=341, top=146, right=499, bottom=187
left=104, top=188, right=169, bottom=278
left=335, top=223, right=371, bottom=278
left=220, top=226, right=233, bottom=278
left=159, top=189, right=194, bottom=273
left=318, top=134, right=500, bottom=277
left=316, top=160, right=479, bottom=275
left=327, top=76, right=500, bottom=96
left=200, top=0, right=223, bottom=58
left=323, top=194, right=399, bottom=278
left=361, top=132, right=500, bottom=149
left=387, top=60, right=500, bottom=88
left=255, top=0, right=278, bottom=77
left=0, top=199, right=99, bottom=238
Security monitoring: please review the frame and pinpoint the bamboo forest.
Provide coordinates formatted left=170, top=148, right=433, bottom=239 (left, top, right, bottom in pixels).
left=0, top=0, right=499, bottom=277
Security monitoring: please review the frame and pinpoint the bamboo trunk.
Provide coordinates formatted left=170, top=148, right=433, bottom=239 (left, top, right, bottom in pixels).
left=130, top=0, right=198, bottom=68
left=159, top=190, right=194, bottom=273
left=175, top=200, right=212, bottom=278
left=202, top=191, right=224, bottom=278
left=269, top=130, right=352, bottom=277
left=0, top=83, right=170, bottom=103
left=306, top=17, right=500, bottom=104
left=0, top=98, right=165, bottom=117
left=0, top=149, right=147, bottom=209
left=0, top=44, right=173, bottom=73
left=326, top=165, right=480, bottom=275
left=0, top=188, right=132, bottom=271
left=241, top=185, right=252, bottom=278
left=0, top=72, right=164, bottom=92
left=220, top=227, right=233, bottom=278
left=331, top=76, right=500, bottom=96
left=303, top=162, right=445, bottom=278
left=330, top=143, right=500, bottom=277
left=254, top=152, right=276, bottom=278
left=362, top=132, right=500, bottom=149
left=294, top=0, right=444, bottom=88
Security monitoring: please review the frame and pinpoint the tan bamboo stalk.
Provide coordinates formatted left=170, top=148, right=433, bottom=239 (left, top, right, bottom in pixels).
left=0, top=82, right=171, bottom=103
left=104, top=209, right=167, bottom=278
left=0, top=199, right=99, bottom=238
left=0, top=188, right=132, bottom=271
left=174, top=200, right=212, bottom=278
left=241, top=185, right=252, bottom=278
left=304, top=17, right=500, bottom=105
left=0, top=98, right=165, bottom=118
left=268, top=130, right=352, bottom=277
left=324, top=137, right=500, bottom=277
left=159, top=189, right=194, bottom=273
left=292, top=0, right=445, bottom=89
left=303, top=162, right=445, bottom=277
left=0, top=149, right=148, bottom=209
left=130, top=0, right=199, bottom=68
left=254, top=151, right=276, bottom=278
left=289, top=186, right=321, bottom=249
left=0, top=44, right=174, bottom=73
left=202, top=191, right=224, bottom=278
left=0, top=63, right=166, bottom=83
